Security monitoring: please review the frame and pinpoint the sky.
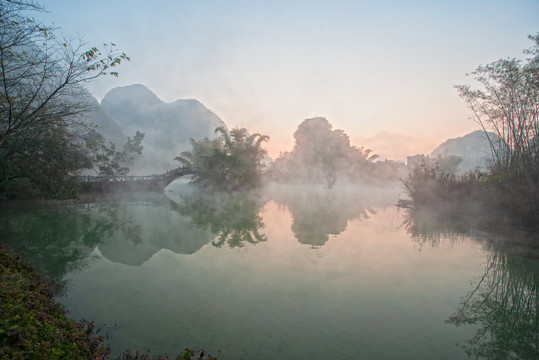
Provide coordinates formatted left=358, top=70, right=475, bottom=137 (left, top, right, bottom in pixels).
left=35, top=0, right=538, bottom=160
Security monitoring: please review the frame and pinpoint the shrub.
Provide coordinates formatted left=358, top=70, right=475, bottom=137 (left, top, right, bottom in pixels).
left=0, top=245, right=108, bottom=359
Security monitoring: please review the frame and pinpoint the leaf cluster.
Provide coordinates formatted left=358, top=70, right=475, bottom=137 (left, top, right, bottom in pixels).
left=0, top=244, right=108, bottom=359
left=175, top=126, right=269, bottom=190
left=0, top=0, right=131, bottom=198
left=81, top=130, right=144, bottom=176
left=456, top=34, right=539, bottom=184
left=452, top=33, right=539, bottom=226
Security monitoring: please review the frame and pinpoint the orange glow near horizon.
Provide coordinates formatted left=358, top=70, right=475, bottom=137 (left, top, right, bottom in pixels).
left=40, top=0, right=536, bottom=163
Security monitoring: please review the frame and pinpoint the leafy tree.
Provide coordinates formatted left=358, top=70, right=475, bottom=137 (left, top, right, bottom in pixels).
left=82, top=130, right=144, bottom=176
left=0, top=0, right=130, bottom=198
left=175, top=126, right=269, bottom=190
left=0, top=122, right=83, bottom=198
left=175, top=136, right=226, bottom=188
left=456, top=34, right=539, bottom=177
left=0, top=0, right=129, bottom=146
left=456, top=34, right=539, bottom=225
left=269, top=117, right=380, bottom=188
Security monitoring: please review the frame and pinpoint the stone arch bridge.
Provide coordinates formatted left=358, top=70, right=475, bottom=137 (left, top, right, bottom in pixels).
left=77, top=166, right=195, bottom=192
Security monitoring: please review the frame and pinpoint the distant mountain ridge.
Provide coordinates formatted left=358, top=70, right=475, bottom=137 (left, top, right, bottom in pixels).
left=100, top=84, right=227, bottom=174
left=80, top=90, right=126, bottom=145
left=430, top=130, right=497, bottom=173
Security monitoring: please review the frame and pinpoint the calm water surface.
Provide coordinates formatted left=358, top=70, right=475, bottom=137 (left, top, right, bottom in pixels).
left=1, top=180, right=537, bottom=359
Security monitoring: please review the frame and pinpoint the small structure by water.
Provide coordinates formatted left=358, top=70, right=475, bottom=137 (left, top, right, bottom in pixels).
left=77, top=166, right=195, bottom=192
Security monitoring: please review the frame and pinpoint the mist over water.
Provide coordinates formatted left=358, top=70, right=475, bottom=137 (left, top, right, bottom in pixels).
left=2, top=2, right=538, bottom=359
left=1, top=179, right=536, bottom=359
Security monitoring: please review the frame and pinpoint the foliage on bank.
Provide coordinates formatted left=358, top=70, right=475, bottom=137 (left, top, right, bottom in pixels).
left=0, top=244, right=107, bottom=359
left=175, top=126, right=269, bottom=190
left=401, top=34, right=539, bottom=230
left=0, top=0, right=143, bottom=200
left=400, top=158, right=538, bottom=230
left=0, top=244, right=219, bottom=360
left=268, top=117, right=406, bottom=188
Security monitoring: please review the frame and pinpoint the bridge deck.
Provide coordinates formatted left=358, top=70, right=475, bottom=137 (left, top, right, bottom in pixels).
left=76, top=166, right=195, bottom=192
left=77, top=166, right=194, bottom=183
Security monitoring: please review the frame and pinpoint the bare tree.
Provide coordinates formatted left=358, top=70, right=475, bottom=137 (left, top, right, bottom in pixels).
left=0, top=0, right=129, bottom=147
left=456, top=34, right=539, bottom=178
left=0, top=0, right=130, bottom=198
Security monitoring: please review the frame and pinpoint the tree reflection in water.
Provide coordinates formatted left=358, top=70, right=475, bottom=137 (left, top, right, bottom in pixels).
left=174, top=190, right=267, bottom=248
left=403, top=208, right=539, bottom=359
left=269, top=185, right=383, bottom=247
left=0, top=193, right=213, bottom=282
left=0, top=201, right=121, bottom=287
left=448, top=248, right=538, bottom=359
left=402, top=207, right=476, bottom=248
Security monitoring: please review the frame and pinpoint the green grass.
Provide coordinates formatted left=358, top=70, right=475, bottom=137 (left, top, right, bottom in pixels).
left=0, top=244, right=219, bottom=360
left=0, top=244, right=107, bottom=359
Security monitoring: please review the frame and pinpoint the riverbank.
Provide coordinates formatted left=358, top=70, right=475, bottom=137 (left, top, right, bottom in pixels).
left=0, top=245, right=217, bottom=360
left=399, top=161, right=539, bottom=232
left=0, top=244, right=107, bottom=359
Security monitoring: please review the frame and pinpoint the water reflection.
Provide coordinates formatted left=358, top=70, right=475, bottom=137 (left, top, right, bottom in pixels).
left=402, top=207, right=477, bottom=248
left=94, top=195, right=214, bottom=265
left=172, top=190, right=267, bottom=248
left=447, top=247, right=538, bottom=359
left=0, top=193, right=216, bottom=272
left=5, top=187, right=527, bottom=359
left=0, top=202, right=107, bottom=286
left=403, top=208, right=539, bottom=359
left=269, top=185, right=392, bottom=247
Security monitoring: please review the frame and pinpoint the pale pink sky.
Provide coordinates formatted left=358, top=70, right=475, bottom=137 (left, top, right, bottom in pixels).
left=39, top=0, right=538, bottom=160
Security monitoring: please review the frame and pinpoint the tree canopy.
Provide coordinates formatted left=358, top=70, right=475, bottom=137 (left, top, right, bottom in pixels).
left=175, top=126, right=269, bottom=190
left=268, top=117, right=402, bottom=188
left=0, top=0, right=133, bottom=198
left=456, top=34, right=539, bottom=225
left=456, top=34, right=539, bottom=176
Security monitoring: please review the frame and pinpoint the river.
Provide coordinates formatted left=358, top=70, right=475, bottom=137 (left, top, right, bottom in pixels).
left=1, top=179, right=537, bottom=359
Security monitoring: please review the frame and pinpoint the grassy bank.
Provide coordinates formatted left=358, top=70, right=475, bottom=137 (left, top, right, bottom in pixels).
left=399, top=161, right=538, bottom=231
left=0, top=245, right=217, bottom=360
left=0, top=245, right=107, bottom=359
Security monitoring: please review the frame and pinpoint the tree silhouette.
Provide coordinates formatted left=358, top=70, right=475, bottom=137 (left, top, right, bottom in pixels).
left=269, top=117, right=383, bottom=188
left=0, top=0, right=129, bottom=198
left=175, top=126, right=269, bottom=190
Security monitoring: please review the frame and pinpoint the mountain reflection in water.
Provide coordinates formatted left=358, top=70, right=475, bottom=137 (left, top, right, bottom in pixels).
left=0, top=182, right=537, bottom=359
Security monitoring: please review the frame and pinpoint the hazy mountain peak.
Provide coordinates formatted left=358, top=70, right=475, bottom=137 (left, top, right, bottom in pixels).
left=431, top=130, right=497, bottom=173
left=101, top=84, right=161, bottom=108
left=99, top=84, right=227, bottom=174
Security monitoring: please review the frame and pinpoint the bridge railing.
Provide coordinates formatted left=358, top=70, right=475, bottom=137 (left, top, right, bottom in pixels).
left=76, top=166, right=195, bottom=183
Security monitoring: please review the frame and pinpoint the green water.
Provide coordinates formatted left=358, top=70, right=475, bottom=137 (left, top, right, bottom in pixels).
left=1, top=180, right=537, bottom=359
